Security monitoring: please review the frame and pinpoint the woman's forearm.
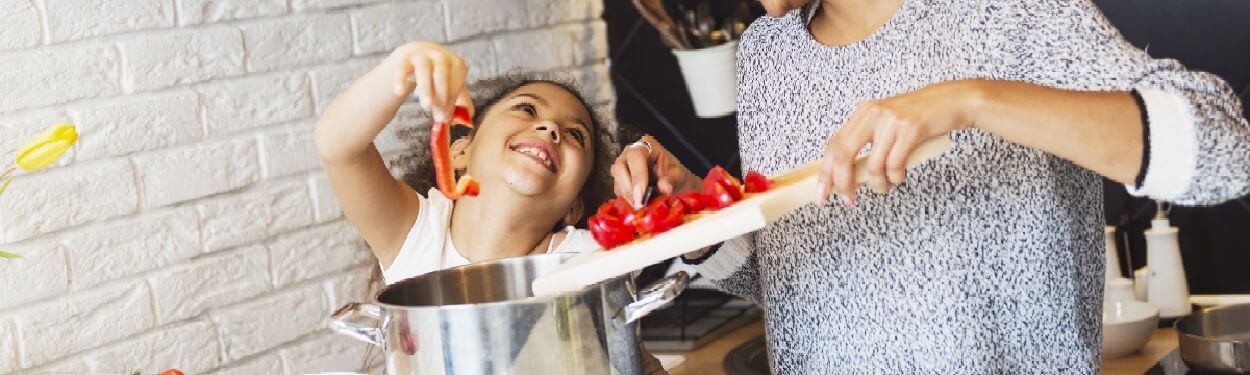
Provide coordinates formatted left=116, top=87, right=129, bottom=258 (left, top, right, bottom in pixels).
left=314, top=60, right=409, bottom=164
left=968, top=79, right=1144, bottom=185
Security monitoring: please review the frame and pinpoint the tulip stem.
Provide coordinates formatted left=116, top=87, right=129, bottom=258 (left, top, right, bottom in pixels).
left=1, top=163, right=14, bottom=179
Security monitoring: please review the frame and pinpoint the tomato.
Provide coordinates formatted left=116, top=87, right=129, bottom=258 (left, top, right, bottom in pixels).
left=676, top=191, right=706, bottom=213
left=743, top=171, right=772, bottom=193
left=159, top=370, right=185, bottom=375
left=589, top=214, right=635, bottom=249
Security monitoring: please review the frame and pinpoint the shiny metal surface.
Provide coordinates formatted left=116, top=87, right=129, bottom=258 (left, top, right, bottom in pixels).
left=1176, top=303, right=1250, bottom=373
left=331, top=253, right=687, bottom=375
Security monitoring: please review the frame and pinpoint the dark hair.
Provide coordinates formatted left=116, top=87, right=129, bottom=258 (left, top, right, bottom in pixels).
left=389, top=72, right=619, bottom=228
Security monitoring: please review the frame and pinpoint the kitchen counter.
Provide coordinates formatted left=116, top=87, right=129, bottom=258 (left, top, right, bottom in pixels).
left=659, top=320, right=1179, bottom=374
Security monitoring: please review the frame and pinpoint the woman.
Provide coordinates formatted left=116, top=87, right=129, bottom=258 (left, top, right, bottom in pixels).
left=613, top=0, right=1249, bottom=372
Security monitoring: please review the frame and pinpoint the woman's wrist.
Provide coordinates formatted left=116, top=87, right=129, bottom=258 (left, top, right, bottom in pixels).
left=957, top=78, right=997, bottom=131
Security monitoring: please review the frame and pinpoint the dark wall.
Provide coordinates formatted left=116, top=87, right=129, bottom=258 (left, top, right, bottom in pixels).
left=606, top=0, right=1250, bottom=293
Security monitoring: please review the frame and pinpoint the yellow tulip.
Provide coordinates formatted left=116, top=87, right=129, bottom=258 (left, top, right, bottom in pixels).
left=15, top=123, right=77, bottom=171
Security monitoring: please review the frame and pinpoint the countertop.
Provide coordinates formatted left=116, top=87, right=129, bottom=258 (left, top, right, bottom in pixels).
left=659, top=320, right=1179, bottom=375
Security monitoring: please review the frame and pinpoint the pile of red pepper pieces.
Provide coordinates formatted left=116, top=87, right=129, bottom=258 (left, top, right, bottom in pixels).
left=588, top=167, right=773, bottom=249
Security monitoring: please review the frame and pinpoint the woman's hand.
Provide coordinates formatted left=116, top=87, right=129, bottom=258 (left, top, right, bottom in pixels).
left=817, top=80, right=983, bottom=205
left=388, top=41, right=474, bottom=123
left=610, top=135, right=701, bottom=207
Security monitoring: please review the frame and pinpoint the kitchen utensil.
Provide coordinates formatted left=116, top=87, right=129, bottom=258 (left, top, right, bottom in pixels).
left=332, top=253, right=689, bottom=375
left=1175, top=303, right=1250, bottom=373
left=633, top=0, right=689, bottom=49
left=1146, top=203, right=1192, bottom=319
left=731, top=1, right=749, bottom=39
left=1102, top=300, right=1159, bottom=358
left=532, top=136, right=955, bottom=297
left=681, top=5, right=704, bottom=49
left=695, top=1, right=716, bottom=46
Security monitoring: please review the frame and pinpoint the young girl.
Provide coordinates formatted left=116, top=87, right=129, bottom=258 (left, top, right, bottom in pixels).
left=314, top=41, right=614, bottom=284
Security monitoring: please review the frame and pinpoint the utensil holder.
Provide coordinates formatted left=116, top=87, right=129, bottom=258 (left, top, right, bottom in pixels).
left=672, top=41, right=738, bottom=118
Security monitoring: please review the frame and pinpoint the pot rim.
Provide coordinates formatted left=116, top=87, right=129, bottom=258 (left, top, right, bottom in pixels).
left=372, top=254, right=628, bottom=311
left=1174, top=303, right=1250, bottom=344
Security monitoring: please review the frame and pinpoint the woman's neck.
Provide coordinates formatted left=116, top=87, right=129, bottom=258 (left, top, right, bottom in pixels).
left=809, top=0, right=905, bottom=46
left=446, top=188, right=562, bottom=262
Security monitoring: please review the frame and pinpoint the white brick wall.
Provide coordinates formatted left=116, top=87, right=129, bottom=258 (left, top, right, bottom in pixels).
left=0, top=0, right=614, bottom=373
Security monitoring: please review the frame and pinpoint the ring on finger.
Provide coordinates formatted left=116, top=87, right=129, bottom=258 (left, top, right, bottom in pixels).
left=628, top=139, right=653, bottom=155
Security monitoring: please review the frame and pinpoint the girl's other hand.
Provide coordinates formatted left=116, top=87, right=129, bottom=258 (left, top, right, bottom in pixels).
left=611, top=135, right=701, bottom=208
left=387, top=41, right=475, bottom=123
left=817, top=79, right=982, bottom=206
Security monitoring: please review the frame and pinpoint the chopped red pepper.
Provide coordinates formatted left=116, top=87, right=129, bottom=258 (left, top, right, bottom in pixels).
left=676, top=191, right=706, bottom=213
left=743, top=171, right=773, bottom=193
left=159, top=370, right=185, bottom=375
left=431, top=106, right=479, bottom=200
left=589, top=214, right=634, bottom=249
left=590, top=198, right=638, bottom=249
left=702, top=166, right=744, bottom=210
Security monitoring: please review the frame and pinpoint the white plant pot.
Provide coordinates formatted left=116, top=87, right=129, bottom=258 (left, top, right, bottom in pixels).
left=671, top=42, right=738, bottom=118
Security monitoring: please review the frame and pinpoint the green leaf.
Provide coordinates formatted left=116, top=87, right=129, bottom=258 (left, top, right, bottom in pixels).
left=0, top=175, right=12, bottom=198
left=0, top=251, right=21, bottom=259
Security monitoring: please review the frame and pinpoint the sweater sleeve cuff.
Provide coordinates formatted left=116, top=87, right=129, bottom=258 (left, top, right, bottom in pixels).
left=692, top=234, right=752, bottom=280
left=1125, top=88, right=1197, bottom=200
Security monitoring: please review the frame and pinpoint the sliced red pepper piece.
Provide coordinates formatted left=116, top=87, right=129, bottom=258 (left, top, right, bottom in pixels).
left=676, top=191, right=706, bottom=213
left=431, top=106, right=479, bottom=200
left=589, top=214, right=635, bottom=249
left=743, top=171, right=772, bottom=193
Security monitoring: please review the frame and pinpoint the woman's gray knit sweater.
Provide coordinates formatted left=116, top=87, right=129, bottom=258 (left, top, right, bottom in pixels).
left=691, top=0, right=1250, bottom=373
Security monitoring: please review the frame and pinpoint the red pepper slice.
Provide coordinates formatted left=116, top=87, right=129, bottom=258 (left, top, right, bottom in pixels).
left=589, top=197, right=638, bottom=249
left=702, top=166, right=744, bottom=210
left=743, top=171, right=772, bottom=193
left=431, top=106, right=479, bottom=200
left=676, top=191, right=706, bottom=213
left=589, top=214, right=635, bottom=249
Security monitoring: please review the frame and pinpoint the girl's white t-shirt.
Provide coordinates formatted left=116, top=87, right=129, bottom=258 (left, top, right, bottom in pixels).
left=381, top=188, right=600, bottom=284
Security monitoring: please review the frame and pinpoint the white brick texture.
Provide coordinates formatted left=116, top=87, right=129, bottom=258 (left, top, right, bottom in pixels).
left=0, top=159, right=138, bottom=243
left=268, top=221, right=370, bottom=287
left=120, top=27, right=246, bottom=92
left=179, top=0, right=288, bottom=25
left=131, top=137, right=261, bottom=208
left=45, top=0, right=174, bottom=43
left=0, top=0, right=613, bottom=372
left=32, top=320, right=222, bottom=374
left=70, top=89, right=202, bottom=161
left=148, top=246, right=270, bottom=324
left=5, top=280, right=155, bottom=368
left=0, top=0, right=40, bottom=51
left=259, top=125, right=321, bottom=178
left=241, top=14, right=353, bottom=73
left=0, top=43, right=121, bottom=114
left=0, top=241, right=67, bottom=311
left=351, top=2, right=446, bottom=55
left=198, top=73, right=314, bottom=136
left=62, top=208, right=201, bottom=290
left=210, top=283, right=328, bottom=361
left=195, top=180, right=316, bottom=252
left=278, top=332, right=371, bottom=374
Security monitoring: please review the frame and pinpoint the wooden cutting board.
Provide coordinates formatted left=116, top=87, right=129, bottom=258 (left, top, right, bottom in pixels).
left=531, top=136, right=954, bottom=297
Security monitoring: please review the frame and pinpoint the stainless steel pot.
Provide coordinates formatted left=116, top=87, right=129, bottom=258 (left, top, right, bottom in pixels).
left=331, top=253, right=688, bottom=375
left=1176, top=303, right=1250, bottom=373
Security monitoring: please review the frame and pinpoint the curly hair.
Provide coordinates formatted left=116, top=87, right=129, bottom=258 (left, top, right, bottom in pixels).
left=386, top=72, right=621, bottom=228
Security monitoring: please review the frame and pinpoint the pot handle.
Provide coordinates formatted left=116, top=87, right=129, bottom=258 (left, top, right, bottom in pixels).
left=625, top=271, right=690, bottom=324
left=330, top=302, right=385, bottom=347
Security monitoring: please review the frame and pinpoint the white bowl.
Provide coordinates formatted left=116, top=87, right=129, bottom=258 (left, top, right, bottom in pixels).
left=1101, top=301, right=1160, bottom=358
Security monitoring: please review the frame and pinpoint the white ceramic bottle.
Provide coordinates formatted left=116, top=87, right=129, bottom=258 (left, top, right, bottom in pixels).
left=1104, top=226, right=1122, bottom=282
left=1145, top=203, right=1192, bottom=319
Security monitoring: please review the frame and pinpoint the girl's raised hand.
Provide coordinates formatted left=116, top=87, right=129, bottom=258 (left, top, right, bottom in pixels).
left=388, top=41, right=474, bottom=123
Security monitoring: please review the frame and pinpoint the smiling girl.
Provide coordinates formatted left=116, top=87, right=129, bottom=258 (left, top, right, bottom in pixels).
left=314, top=41, right=615, bottom=283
